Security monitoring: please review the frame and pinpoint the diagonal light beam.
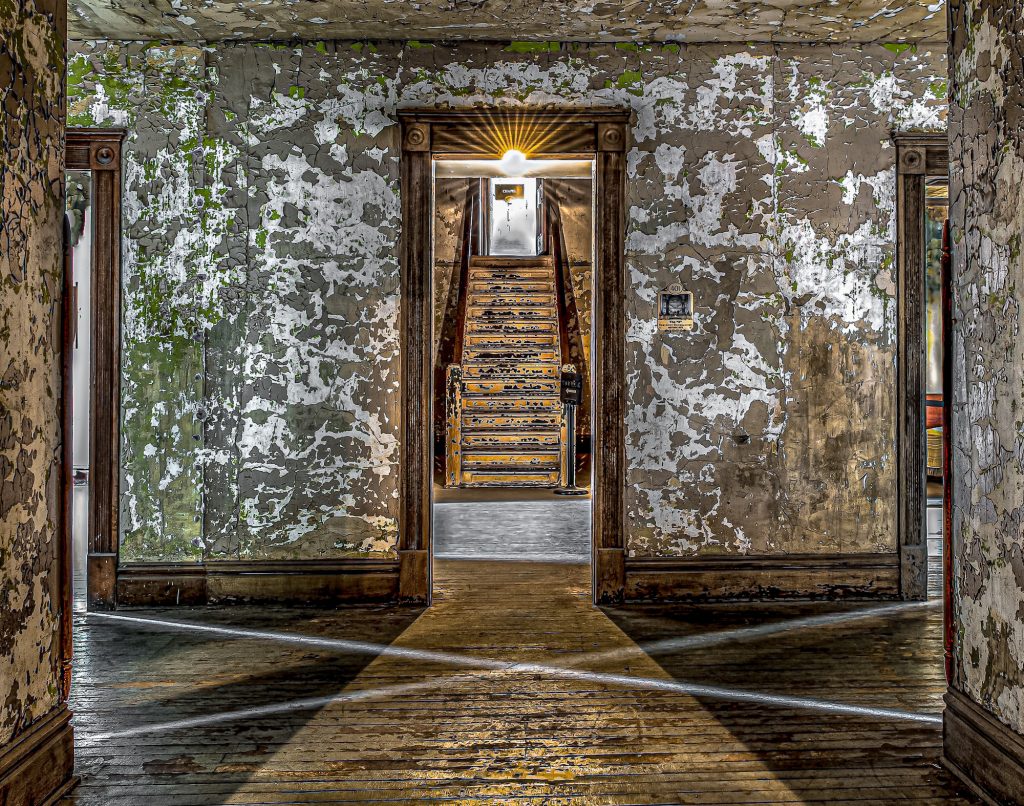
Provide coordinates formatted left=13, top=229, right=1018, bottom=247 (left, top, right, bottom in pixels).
left=86, top=611, right=942, bottom=725
left=81, top=678, right=449, bottom=741
left=582, top=599, right=942, bottom=667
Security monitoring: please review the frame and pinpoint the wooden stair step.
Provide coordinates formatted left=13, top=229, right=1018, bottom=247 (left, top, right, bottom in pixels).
left=462, top=430, right=561, bottom=448
left=470, top=268, right=554, bottom=281
left=462, top=364, right=560, bottom=379
left=468, top=321, right=557, bottom=335
left=461, top=472, right=560, bottom=487
left=467, top=306, right=557, bottom=319
left=461, top=449, right=561, bottom=466
left=460, top=468, right=561, bottom=487
left=462, top=396, right=560, bottom=411
left=463, top=379, right=559, bottom=395
left=470, top=256, right=553, bottom=267
left=468, top=284, right=557, bottom=297
left=464, top=333, right=558, bottom=348
left=464, top=343, right=559, bottom=355
left=462, top=411, right=561, bottom=429
left=464, top=353, right=559, bottom=366
left=469, top=293, right=556, bottom=306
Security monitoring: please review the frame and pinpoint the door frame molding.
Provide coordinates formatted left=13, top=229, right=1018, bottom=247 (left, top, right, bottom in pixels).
left=66, top=128, right=125, bottom=610
left=893, top=131, right=948, bottom=600
left=396, top=107, right=630, bottom=604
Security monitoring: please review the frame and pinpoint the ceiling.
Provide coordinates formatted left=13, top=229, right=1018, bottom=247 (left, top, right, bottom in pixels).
left=68, top=0, right=947, bottom=44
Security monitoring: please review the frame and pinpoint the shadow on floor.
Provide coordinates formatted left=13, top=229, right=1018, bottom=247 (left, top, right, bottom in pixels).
left=66, top=604, right=423, bottom=805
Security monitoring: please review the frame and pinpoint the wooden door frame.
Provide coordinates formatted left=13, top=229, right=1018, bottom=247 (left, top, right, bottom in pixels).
left=66, top=128, right=125, bottom=610
left=893, top=131, right=948, bottom=600
left=397, top=108, right=629, bottom=605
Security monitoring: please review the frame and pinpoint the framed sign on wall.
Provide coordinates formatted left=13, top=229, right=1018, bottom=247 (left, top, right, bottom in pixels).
left=658, top=284, right=693, bottom=332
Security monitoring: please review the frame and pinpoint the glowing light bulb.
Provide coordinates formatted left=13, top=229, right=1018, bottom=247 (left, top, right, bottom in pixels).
left=499, top=149, right=527, bottom=177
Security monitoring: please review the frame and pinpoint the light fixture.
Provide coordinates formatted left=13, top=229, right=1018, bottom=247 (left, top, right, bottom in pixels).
left=499, top=148, right=528, bottom=177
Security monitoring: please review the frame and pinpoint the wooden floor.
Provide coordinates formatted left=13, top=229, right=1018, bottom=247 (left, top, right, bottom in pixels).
left=64, top=559, right=980, bottom=804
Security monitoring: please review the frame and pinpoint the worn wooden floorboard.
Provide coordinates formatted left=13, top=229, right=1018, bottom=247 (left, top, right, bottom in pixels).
left=64, top=559, right=979, bottom=805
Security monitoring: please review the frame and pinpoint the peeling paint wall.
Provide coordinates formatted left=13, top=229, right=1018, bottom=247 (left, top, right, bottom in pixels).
left=67, top=39, right=946, bottom=564
left=949, top=0, right=1024, bottom=736
left=1, top=0, right=66, bottom=748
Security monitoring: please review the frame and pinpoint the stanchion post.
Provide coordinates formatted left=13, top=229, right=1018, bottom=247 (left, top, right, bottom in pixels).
left=555, top=364, right=587, bottom=497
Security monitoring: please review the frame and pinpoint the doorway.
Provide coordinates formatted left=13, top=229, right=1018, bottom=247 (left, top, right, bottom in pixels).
left=923, top=177, right=949, bottom=599
left=895, top=133, right=949, bottom=602
left=430, top=157, right=595, bottom=564
left=65, top=169, right=93, bottom=612
left=397, top=109, right=629, bottom=604
left=65, top=128, right=124, bottom=610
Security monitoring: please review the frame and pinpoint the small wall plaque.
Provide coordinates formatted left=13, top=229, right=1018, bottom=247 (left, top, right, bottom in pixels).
left=658, top=284, right=694, bottom=332
left=494, top=183, right=525, bottom=201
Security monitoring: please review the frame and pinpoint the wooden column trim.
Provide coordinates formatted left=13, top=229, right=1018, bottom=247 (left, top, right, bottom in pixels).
left=594, top=122, right=627, bottom=604
left=66, top=128, right=125, bottom=610
left=398, top=119, right=432, bottom=604
left=896, top=167, right=926, bottom=599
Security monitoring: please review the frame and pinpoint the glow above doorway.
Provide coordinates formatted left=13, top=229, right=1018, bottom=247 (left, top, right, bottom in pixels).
left=433, top=158, right=593, bottom=179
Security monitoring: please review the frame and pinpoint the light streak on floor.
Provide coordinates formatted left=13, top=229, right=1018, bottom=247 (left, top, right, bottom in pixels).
left=87, top=609, right=942, bottom=726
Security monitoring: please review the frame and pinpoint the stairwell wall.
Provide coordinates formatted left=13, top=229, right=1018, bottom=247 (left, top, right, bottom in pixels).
left=66, top=39, right=946, bottom=563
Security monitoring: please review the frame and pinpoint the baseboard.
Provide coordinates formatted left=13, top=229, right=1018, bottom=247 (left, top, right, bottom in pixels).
left=0, top=705, right=76, bottom=806
left=116, top=558, right=400, bottom=606
left=624, top=552, right=900, bottom=601
left=943, top=688, right=1024, bottom=806
left=594, top=547, right=625, bottom=604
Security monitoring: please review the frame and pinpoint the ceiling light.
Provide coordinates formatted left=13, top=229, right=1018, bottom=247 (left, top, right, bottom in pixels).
left=499, top=149, right=527, bottom=177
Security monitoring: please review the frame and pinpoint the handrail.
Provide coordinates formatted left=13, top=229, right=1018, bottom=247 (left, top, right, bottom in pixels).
left=548, top=197, right=574, bottom=368
left=546, top=186, right=589, bottom=428
left=451, top=180, right=480, bottom=365
left=440, top=179, right=479, bottom=488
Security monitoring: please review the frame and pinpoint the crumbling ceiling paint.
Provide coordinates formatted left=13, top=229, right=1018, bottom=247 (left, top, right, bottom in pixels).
left=66, top=0, right=948, bottom=44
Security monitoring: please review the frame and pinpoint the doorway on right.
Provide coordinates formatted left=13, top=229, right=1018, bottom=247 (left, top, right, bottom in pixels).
left=923, top=177, right=949, bottom=600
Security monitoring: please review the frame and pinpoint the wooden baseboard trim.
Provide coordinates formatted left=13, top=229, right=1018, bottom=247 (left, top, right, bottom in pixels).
left=0, top=705, right=75, bottom=806
left=624, top=552, right=900, bottom=601
left=87, top=551, right=117, bottom=610
left=116, top=558, right=400, bottom=606
left=594, top=547, right=625, bottom=604
left=943, top=688, right=1024, bottom=806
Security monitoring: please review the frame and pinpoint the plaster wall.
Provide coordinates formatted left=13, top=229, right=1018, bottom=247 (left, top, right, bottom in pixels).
left=0, top=0, right=66, bottom=748
left=66, top=39, right=947, bottom=564
left=949, top=0, right=1024, bottom=736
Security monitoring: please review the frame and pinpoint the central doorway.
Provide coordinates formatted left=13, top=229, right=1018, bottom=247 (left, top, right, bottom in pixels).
left=397, top=109, right=629, bottom=605
left=431, top=156, right=595, bottom=564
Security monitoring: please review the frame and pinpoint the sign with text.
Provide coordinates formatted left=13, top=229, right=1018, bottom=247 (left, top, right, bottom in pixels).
left=658, top=285, right=694, bottom=332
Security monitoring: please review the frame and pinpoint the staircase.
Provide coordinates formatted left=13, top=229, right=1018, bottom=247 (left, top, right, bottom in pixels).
left=448, top=255, right=563, bottom=487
